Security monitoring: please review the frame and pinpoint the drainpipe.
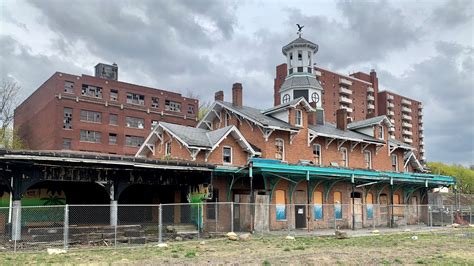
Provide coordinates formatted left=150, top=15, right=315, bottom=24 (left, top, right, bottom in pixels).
left=351, top=174, right=355, bottom=230
left=306, top=171, right=311, bottom=232
left=249, top=162, right=254, bottom=233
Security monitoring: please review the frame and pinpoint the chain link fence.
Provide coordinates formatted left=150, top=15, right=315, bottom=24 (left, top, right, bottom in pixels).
left=0, top=203, right=472, bottom=252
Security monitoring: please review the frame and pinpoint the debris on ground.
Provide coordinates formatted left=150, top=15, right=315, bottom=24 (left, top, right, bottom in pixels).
left=411, top=236, right=418, bottom=240
left=372, top=229, right=380, bottom=234
left=335, top=230, right=348, bottom=239
left=175, top=236, right=183, bottom=241
left=47, top=248, right=66, bottom=255
left=227, top=232, right=238, bottom=241
left=285, top=235, right=295, bottom=240
left=200, top=241, right=206, bottom=245
left=239, top=233, right=252, bottom=241
left=156, top=243, right=168, bottom=248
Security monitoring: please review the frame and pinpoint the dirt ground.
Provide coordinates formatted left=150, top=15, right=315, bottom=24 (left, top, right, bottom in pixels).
left=1, top=228, right=473, bottom=265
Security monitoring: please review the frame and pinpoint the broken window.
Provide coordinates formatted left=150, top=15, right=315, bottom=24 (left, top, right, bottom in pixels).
left=151, top=120, right=158, bottom=129
left=125, top=116, right=145, bottom=129
left=223, top=146, right=232, bottom=164
left=63, top=108, right=73, bottom=129
left=110, top=89, right=118, bottom=101
left=275, top=138, right=284, bottom=160
left=109, top=133, right=117, bottom=145
left=152, top=97, right=159, bottom=108
left=187, top=104, right=195, bottom=114
left=64, top=81, right=74, bottom=94
left=81, top=84, right=103, bottom=98
left=126, top=92, right=145, bottom=105
left=80, top=130, right=101, bottom=143
left=125, top=135, right=144, bottom=147
left=312, top=144, right=321, bottom=166
left=165, top=100, right=181, bottom=112
left=80, top=110, right=102, bottom=123
left=109, top=114, right=118, bottom=125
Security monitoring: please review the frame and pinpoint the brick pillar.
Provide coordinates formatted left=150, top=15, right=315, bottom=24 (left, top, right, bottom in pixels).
left=215, top=90, right=224, bottom=101
left=336, top=109, right=348, bottom=130
left=370, top=69, right=378, bottom=117
left=232, top=83, right=243, bottom=107
left=274, top=64, right=287, bottom=106
left=308, top=102, right=317, bottom=125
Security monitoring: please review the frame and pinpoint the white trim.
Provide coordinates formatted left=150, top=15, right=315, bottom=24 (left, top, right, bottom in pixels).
left=360, top=143, right=370, bottom=153
left=325, top=137, right=336, bottom=149
left=337, top=139, right=347, bottom=151
left=295, top=109, right=303, bottom=127
left=340, top=147, right=348, bottom=167
left=350, top=141, right=360, bottom=152
left=391, top=154, right=399, bottom=172
left=308, top=131, right=317, bottom=147
left=312, top=144, right=322, bottom=166
left=275, top=138, right=285, bottom=161
left=364, top=150, right=372, bottom=169
left=222, top=146, right=233, bottom=165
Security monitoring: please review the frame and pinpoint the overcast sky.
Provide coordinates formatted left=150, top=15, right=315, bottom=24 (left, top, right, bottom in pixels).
left=1, top=0, right=473, bottom=165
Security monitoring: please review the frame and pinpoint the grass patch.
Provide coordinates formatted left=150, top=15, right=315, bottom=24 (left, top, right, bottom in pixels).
left=294, top=246, right=305, bottom=250
left=283, top=247, right=291, bottom=252
left=185, top=251, right=196, bottom=258
left=262, top=260, right=271, bottom=265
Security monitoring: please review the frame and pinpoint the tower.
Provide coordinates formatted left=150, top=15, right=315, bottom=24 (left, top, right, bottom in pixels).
left=279, top=34, right=324, bottom=109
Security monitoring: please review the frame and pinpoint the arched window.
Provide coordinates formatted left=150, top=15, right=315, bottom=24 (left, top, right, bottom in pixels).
left=313, top=191, right=323, bottom=220
left=275, top=138, right=284, bottom=160
left=340, top=147, right=348, bottom=167
left=275, top=189, right=286, bottom=221
left=282, top=94, right=290, bottom=103
left=364, top=150, right=372, bottom=169
left=334, top=191, right=342, bottom=220
left=366, top=193, right=374, bottom=219
left=312, top=144, right=322, bottom=166
left=295, top=109, right=303, bottom=126
left=311, top=92, right=319, bottom=103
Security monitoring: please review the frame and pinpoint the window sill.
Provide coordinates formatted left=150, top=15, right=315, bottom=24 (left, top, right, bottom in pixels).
left=80, top=120, right=102, bottom=124
left=79, top=140, right=101, bottom=144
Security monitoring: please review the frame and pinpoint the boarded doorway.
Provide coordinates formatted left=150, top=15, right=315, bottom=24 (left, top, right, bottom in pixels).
left=294, top=190, right=307, bottom=229
left=254, top=194, right=269, bottom=232
left=379, top=193, right=388, bottom=226
left=233, top=194, right=251, bottom=232
left=351, top=192, right=363, bottom=228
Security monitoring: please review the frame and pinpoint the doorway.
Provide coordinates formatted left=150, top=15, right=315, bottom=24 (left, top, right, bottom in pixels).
left=351, top=192, right=363, bottom=229
left=294, top=190, right=307, bottom=229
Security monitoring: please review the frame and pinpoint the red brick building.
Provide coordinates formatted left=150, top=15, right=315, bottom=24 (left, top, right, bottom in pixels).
left=377, top=90, right=424, bottom=162
left=14, top=63, right=198, bottom=155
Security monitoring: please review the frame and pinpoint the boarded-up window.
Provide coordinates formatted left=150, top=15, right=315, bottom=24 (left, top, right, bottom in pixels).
left=366, top=193, right=373, bottom=219
left=334, top=191, right=342, bottom=220
left=275, top=190, right=286, bottom=221
left=313, top=191, right=323, bottom=220
left=393, top=194, right=400, bottom=205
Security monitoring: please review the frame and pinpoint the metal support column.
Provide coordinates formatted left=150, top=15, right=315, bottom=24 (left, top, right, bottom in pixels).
left=63, top=204, right=69, bottom=250
left=230, top=202, right=234, bottom=233
left=390, top=178, right=394, bottom=228
left=158, top=204, right=162, bottom=243
left=249, top=164, right=254, bottom=233
left=351, top=176, right=355, bottom=230
left=306, top=171, right=311, bottom=232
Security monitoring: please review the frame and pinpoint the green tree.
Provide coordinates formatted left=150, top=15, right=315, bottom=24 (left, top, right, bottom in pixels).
left=427, top=162, right=474, bottom=194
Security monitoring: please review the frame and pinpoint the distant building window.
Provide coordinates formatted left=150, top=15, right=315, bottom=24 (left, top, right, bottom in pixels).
left=340, top=147, right=348, bottom=167
left=223, top=146, right=232, bottom=164
left=125, top=135, right=144, bottom=147
left=151, top=120, right=158, bottom=129
left=295, top=109, right=303, bottom=126
left=152, top=97, right=159, bottom=108
left=282, top=94, right=290, bottom=103
left=313, top=144, right=321, bottom=166
left=126, top=92, right=145, bottom=105
left=63, top=108, right=73, bottom=129
left=289, top=68, right=293, bottom=74
left=297, top=50, right=302, bottom=60
left=109, top=114, right=118, bottom=125
left=109, top=133, right=117, bottom=145
left=64, top=81, right=74, bottom=94
left=81, top=84, right=103, bottom=98
left=275, top=138, right=284, bottom=160
left=378, top=125, right=384, bottom=140
left=307, top=67, right=312, bottom=73
left=63, top=138, right=72, bottom=149
left=110, top=89, right=118, bottom=101
left=188, top=104, right=195, bottom=114
left=364, top=150, right=372, bottom=169
left=80, top=130, right=101, bottom=143
left=125, top=116, right=145, bottom=129
left=297, top=67, right=304, bottom=72
left=308, top=51, right=311, bottom=65
left=289, top=52, right=293, bottom=60
left=391, top=154, right=398, bottom=172
left=165, top=100, right=181, bottom=112
left=80, top=110, right=102, bottom=123
left=165, top=141, right=171, bottom=156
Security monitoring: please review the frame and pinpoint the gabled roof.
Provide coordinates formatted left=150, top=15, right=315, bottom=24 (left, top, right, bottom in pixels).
left=280, top=74, right=323, bottom=93
left=309, top=123, right=384, bottom=144
left=262, top=97, right=315, bottom=115
left=198, top=101, right=299, bottom=131
left=389, top=138, right=414, bottom=150
left=136, top=122, right=259, bottom=158
left=348, top=115, right=393, bottom=129
left=404, top=151, right=426, bottom=172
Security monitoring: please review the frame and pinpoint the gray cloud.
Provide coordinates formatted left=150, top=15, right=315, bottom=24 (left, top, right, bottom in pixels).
left=430, top=0, right=474, bottom=28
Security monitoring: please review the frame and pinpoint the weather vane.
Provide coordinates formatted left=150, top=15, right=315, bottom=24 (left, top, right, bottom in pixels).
left=296, top=24, right=304, bottom=37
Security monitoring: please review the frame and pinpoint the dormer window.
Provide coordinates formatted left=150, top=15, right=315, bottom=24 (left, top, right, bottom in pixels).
left=282, top=94, right=290, bottom=103
left=289, top=52, right=293, bottom=60
left=295, top=109, right=303, bottom=127
left=378, top=125, right=384, bottom=140
left=298, top=50, right=302, bottom=60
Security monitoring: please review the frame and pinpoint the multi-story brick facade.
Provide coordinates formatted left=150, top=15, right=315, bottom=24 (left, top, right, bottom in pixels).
left=14, top=63, right=198, bottom=155
left=377, top=90, right=424, bottom=162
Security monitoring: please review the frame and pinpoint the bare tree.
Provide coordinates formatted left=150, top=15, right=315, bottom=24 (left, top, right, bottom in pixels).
left=0, top=80, right=23, bottom=149
left=185, top=89, right=212, bottom=121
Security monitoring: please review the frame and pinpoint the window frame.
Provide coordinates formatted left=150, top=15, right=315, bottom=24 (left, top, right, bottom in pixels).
left=340, top=147, right=348, bottom=167
left=108, top=133, right=117, bottom=145
left=79, top=130, right=102, bottom=143
left=312, top=144, right=322, bottom=166
left=391, top=154, right=399, bottom=172
left=275, top=138, right=285, bottom=161
left=282, top=94, right=290, bottom=103
left=295, top=109, right=303, bottom=127
left=125, top=116, right=145, bottom=129
left=364, top=150, right=372, bottom=169
left=378, top=125, right=384, bottom=140
left=80, top=109, right=102, bottom=123
left=125, top=135, right=145, bottom=147
left=165, top=141, right=172, bottom=156
left=109, top=114, right=118, bottom=126
left=110, top=89, right=118, bottom=101
left=275, top=189, right=287, bottom=221
left=222, top=146, right=232, bottom=164
left=64, top=81, right=74, bottom=94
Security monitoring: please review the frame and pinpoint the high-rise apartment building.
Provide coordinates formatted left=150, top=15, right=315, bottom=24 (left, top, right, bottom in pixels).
left=14, top=63, right=198, bottom=156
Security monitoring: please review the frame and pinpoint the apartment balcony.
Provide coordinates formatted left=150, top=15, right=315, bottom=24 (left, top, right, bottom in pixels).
left=402, top=107, right=412, bottom=113
left=339, top=78, right=352, bottom=86
left=387, top=110, right=395, bottom=116
left=387, top=94, right=394, bottom=100
left=390, top=119, right=395, bottom=124
left=339, top=87, right=352, bottom=95
left=402, top=114, right=412, bottom=121
left=402, top=122, right=413, bottom=128
left=387, top=102, right=395, bottom=108
left=402, top=130, right=413, bottom=136
left=418, top=111, right=423, bottom=116
left=404, top=137, right=413, bottom=144
left=340, top=105, right=353, bottom=113
left=388, top=127, right=395, bottom=132
left=420, top=148, right=425, bottom=153
left=419, top=126, right=424, bottom=132
left=367, top=95, right=375, bottom=101
left=420, top=133, right=424, bottom=139
left=339, top=96, right=353, bottom=104
left=402, top=99, right=412, bottom=105
left=421, top=155, right=426, bottom=161
left=367, top=103, right=375, bottom=110
left=419, top=103, right=423, bottom=109
left=367, top=87, right=374, bottom=93
left=390, top=134, right=395, bottom=139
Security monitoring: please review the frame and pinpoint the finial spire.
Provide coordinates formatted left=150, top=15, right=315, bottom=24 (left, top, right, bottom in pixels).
left=296, top=24, right=304, bottom=37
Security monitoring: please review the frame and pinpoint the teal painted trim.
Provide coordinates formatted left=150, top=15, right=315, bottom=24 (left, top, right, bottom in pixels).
left=289, top=179, right=305, bottom=204
left=268, top=176, right=281, bottom=202
left=404, top=186, right=424, bottom=203
left=324, top=179, right=343, bottom=202
left=376, top=184, right=390, bottom=203
left=309, top=179, right=326, bottom=202
left=226, top=175, right=243, bottom=201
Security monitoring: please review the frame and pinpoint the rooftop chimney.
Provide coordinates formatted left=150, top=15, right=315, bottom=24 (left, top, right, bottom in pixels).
left=232, top=83, right=243, bottom=107
left=336, top=109, right=348, bottom=130
left=215, top=90, right=224, bottom=101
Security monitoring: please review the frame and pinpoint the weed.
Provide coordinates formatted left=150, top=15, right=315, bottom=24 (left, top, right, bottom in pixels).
left=185, top=251, right=196, bottom=258
left=262, top=260, right=271, bottom=265
left=394, top=258, right=402, bottom=264
left=416, top=259, right=426, bottom=264
left=294, top=246, right=305, bottom=250
left=171, top=254, right=179, bottom=258
left=283, top=247, right=291, bottom=252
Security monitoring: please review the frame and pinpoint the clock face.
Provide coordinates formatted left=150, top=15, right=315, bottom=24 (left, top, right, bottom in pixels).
left=311, top=92, right=320, bottom=103
left=283, top=94, right=290, bottom=103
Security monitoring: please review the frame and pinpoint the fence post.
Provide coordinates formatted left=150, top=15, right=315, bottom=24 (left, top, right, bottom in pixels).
left=450, top=205, right=454, bottom=225
left=215, top=203, right=218, bottom=233
left=441, top=206, right=444, bottom=227
left=429, top=205, right=433, bottom=228
left=158, top=204, right=162, bottom=244
left=63, top=204, right=69, bottom=251
left=197, top=203, right=201, bottom=239
left=404, top=205, right=408, bottom=230
left=230, top=202, right=234, bottom=233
